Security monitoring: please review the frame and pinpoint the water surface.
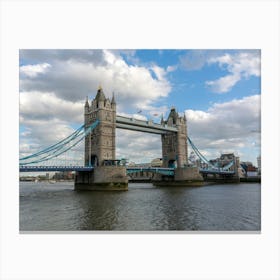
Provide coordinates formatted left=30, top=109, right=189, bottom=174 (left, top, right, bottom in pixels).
left=20, top=182, right=261, bottom=231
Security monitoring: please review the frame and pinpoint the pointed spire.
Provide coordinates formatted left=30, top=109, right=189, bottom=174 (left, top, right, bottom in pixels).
left=95, top=86, right=106, bottom=101
left=168, top=106, right=178, bottom=125
left=161, top=113, right=164, bottom=125
left=85, top=95, right=89, bottom=107
left=111, top=91, right=116, bottom=104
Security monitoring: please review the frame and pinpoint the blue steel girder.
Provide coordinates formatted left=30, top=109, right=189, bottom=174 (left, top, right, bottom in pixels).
left=126, top=167, right=174, bottom=176
left=19, top=166, right=94, bottom=172
left=199, top=168, right=235, bottom=175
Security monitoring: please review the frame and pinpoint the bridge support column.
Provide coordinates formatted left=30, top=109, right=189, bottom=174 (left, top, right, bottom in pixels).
left=153, top=167, right=203, bottom=186
left=75, top=166, right=128, bottom=191
left=174, top=167, right=203, bottom=185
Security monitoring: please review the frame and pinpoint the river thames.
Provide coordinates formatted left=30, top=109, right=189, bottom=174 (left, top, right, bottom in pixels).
left=19, top=182, right=261, bottom=231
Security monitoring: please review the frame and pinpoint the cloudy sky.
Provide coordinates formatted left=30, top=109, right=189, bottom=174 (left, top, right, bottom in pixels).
left=19, top=49, right=261, bottom=165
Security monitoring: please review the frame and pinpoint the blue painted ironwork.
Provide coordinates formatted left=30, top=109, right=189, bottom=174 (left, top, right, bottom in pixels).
left=187, top=136, right=235, bottom=173
left=187, top=136, right=215, bottom=167
left=20, top=125, right=85, bottom=161
left=126, top=167, right=174, bottom=176
left=199, top=168, right=235, bottom=175
left=19, top=166, right=94, bottom=172
left=20, top=120, right=99, bottom=166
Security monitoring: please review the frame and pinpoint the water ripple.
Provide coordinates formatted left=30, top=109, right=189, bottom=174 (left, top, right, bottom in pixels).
left=20, top=182, right=261, bottom=231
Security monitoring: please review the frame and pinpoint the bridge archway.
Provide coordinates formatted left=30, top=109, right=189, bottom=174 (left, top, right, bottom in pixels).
left=168, top=159, right=177, bottom=168
left=91, top=154, right=99, bottom=167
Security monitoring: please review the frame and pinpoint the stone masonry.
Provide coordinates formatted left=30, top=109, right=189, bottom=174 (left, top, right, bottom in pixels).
left=84, top=86, right=116, bottom=166
left=161, top=107, right=188, bottom=168
left=75, top=87, right=127, bottom=191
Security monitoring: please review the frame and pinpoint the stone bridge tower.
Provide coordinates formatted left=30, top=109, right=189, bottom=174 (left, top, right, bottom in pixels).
left=161, top=108, right=188, bottom=168
left=75, top=86, right=127, bottom=191
left=84, top=86, right=116, bottom=166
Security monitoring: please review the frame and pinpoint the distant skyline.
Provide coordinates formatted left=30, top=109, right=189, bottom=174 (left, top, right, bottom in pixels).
left=19, top=49, right=261, bottom=165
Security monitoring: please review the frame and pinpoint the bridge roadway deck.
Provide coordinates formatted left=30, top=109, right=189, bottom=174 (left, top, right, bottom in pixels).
left=199, top=169, right=235, bottom=175
left=116, top=115, right=178, bottom=134
left=19, top=165, right=175, bottom=174
left=19, top=165, right=235, bottom=175
left=19, top=166, right=94, bottom=172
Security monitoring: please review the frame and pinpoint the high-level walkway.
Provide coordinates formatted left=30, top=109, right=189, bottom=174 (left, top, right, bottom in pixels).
left=116, top=115, right=178, bottom=134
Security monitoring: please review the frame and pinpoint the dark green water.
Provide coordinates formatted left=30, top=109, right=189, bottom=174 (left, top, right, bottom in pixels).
left=19, top=182, right=261, bottom=231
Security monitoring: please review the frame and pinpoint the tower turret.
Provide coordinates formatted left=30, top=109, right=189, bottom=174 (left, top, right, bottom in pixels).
left=84, top=96, right=90, bottom=125
left=84, top=96, right=89, bottom=109
left=162, top=107, right=188, bottom=168
left=167, top=107, right=179, bottom=125
left=111, top=92, right=116, bottom=111
left=160, top=114, right=164, bottom=125
left=95, top=86, right=106, bottom=102
left=111, top=92, right=116, bottom=104
left=84, top=86, right=116, bottom=167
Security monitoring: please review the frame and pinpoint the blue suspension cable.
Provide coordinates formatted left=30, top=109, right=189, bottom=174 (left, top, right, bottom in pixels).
left=20, top=120, right=99, bottom=166
left=20, top=124, right=85, bottom=160
left=187, top=136, right=234, bottom=171
left=187, top=136, right=215, bottom=167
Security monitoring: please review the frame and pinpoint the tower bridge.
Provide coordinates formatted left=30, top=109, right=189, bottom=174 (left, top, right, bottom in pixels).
left=19, top=87, right=240, bottom=190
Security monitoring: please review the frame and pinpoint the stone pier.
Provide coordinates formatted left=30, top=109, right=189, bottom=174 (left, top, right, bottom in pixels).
left=153, top=166, right=203, bottom=187
left=75, top=166, right=128, bottom=191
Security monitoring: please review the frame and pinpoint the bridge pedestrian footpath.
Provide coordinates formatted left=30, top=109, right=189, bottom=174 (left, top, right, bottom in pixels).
left=19, top=165, right=234, bottom=176
left=19, top=166, right=94, bottom=172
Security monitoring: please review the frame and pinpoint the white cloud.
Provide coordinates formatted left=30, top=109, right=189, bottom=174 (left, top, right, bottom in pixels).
left=179, top=50, right=260, bottom=93
left=20, top=91, right=83, bottom=124
left=179, top=50, right=212, bottom=71
left=185, top=95, right=261, bottom=161
left=20, top=50, right=171, bottom=112
left=205, top=74, right=241, bottom=93
left=209, top=52, right=260, bottom=77
left=206, top=51, right=260, bottom=93
left=116, top=129, right=161, bottom=163
left=166, top=65, right=177, bottom=72
left=118, top=112, right=147, bottom=121
left=19, top=91, right=85, bottom=159
left=150, top=65, right=168, bottom=81
left=20, top=63, right=51, bottom=77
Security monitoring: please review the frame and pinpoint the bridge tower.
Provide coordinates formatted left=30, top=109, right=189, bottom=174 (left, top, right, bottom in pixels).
left=161, top=108, right=188, bottom=168
left=154, top=107, right=203, bottom=186
left=84, top=86, right=116, bottom=166
left=75, top=87, right=128, bottom=191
